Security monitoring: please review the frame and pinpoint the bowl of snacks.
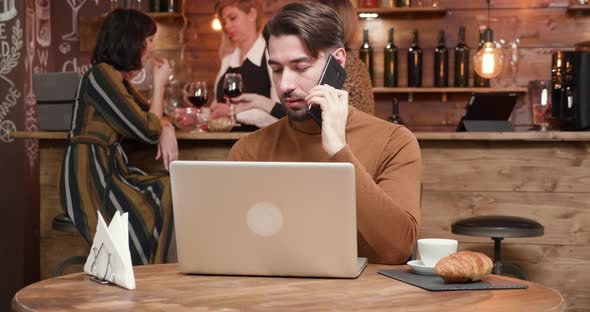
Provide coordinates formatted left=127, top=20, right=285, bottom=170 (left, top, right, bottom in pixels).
left=206, top=104, right=234, bottom=132
left=207, top=117, right=233, bottom=132
left=171, top=106, right=199, bottom=132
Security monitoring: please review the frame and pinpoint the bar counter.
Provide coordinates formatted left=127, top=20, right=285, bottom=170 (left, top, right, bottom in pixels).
left=10, top=130, right=590, bottom=311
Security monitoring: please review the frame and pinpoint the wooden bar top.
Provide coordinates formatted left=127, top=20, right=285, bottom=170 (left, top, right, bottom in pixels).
left=10, top=130, right=590, bottom=142
left=12, top=264, right=565, bottom=311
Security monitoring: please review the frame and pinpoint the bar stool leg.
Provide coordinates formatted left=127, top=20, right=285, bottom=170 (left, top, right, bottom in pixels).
left=492, top=237, right=503, bottom=275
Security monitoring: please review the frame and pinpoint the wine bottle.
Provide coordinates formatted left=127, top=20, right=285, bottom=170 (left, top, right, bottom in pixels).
left=160, top=0, right=178, bottom=12
left=360, top=0, right=377, bottom=8
left=407, top=30, right=423, bottom=87
left=151, top=0, right=160, bottom=12
left=434, top=30, right=449, bottom=87
left=473, top=28, right=491, bottom=87
left=395, top=0, right=410, bottom=7
left=384, top=27, right=398, bottom=87
left=359, top=28, right=374, bottom=84
left=454, top=26, right=470, bottom=87
left=388, top=98, right=404, bottom=125
left=380, top=0, right=393, bottom=8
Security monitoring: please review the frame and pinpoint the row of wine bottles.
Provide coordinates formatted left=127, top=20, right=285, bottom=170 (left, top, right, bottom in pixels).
left=358, top=0, right=420, bottom=8
left=358, top=27, right=491, bottom=88
left=150, top=0, right=181, bottom=12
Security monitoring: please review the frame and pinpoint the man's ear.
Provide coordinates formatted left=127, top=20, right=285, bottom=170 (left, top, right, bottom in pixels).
left=332, top=47, right=347, bottom=68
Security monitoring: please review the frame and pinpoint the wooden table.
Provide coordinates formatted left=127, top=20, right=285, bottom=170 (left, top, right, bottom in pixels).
left=12, top=264, right=565, bottom=311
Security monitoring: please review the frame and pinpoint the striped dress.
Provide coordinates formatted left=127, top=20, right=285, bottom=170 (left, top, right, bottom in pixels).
left=60, top=63, right=173, bottom=265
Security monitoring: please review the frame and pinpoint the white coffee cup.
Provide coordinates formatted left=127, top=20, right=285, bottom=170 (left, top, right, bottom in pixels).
left=417, top=238, right=458, bottom=267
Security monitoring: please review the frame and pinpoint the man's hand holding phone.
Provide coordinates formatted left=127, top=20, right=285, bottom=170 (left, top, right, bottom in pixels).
left=305, top=85, right=349, bottom=156
left=305, top=54, right=349, bottom=156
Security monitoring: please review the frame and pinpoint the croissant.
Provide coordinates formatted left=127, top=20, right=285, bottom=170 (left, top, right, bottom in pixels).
left=434, top=251, right=493, bottom=283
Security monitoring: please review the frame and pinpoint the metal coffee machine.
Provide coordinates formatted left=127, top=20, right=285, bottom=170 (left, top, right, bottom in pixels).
left=551, top=51, right=590, bottom=130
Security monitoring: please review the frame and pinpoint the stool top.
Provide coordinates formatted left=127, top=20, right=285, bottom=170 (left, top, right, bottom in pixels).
left=452, top=215, right=544, bottom=238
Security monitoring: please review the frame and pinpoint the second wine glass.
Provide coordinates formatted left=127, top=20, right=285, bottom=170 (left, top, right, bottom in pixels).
left=222, top=72, right=243, bottom=126
left=185, top=81, right=208, bottom=131
left=185, top=81, right=208, bottom=109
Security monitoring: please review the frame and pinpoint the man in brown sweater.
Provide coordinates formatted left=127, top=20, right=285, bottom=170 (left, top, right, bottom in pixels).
left=227, top=2, right=421, bottom=265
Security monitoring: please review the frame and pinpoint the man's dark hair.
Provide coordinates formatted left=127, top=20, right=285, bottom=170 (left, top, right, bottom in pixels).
left=265, top=2, right=344, bottom=59
left=91, top=9, right=157, bottom=71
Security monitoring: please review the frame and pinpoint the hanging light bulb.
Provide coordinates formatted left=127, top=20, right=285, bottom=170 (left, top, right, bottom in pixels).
left=211, top=16, right=222, bottom=31
left=473, top=28, right=503, bottom=78
left=473, top=0, right=503, bottom=79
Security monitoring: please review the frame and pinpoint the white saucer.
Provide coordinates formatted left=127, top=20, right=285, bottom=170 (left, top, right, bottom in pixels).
left=407, top=260, right=437, bottom=276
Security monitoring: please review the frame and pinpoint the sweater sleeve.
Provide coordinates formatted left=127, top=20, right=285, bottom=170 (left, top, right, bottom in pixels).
left=330, top=126, right=421, bottom=264
left=227, top=136, right=253, bottom=161
left=85, top=64, right=161, bottom=144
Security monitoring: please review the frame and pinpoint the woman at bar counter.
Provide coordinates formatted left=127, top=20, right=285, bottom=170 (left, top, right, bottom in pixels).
left=59, top=9, right=177, bottom=265
left=316, top=0, right=375, bottom=115
left=211, top=0, right=286, bottom=131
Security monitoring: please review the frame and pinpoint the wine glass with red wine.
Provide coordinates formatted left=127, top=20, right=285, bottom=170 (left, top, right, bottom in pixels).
left=223, top=73, right=243, bottom=126
left=183, top=81, right=208, bottom=131
left=185, top=81, right=208, bottom=109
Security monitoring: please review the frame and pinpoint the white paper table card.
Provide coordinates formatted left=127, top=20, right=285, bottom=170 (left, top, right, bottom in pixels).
left=83, top=211, right=136, bottom=290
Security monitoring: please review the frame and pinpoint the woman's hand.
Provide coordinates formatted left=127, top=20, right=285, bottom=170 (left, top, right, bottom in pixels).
left=210, top=102, right=232, bottom=119
left=152, top=58, right=173, bottom=91
left=155, top=123, right=178, bottom=170
left=231, top=93, right=275, bottom=114
left=149, top=58, right=173, bottom=117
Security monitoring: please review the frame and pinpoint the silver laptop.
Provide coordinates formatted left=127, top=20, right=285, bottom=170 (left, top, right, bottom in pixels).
left=170, top=161, right=368, bottom=278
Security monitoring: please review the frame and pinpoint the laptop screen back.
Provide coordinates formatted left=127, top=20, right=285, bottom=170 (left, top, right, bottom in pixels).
left=170, top=161, right=361, bottom=278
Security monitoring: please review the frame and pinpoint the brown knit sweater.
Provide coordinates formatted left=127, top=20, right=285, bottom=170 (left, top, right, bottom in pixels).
left=344, top=53, right=375, bottom=115
left=227, top=107, right=421, bottom=264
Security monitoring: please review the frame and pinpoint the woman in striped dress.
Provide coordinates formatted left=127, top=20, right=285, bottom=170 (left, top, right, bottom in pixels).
left=59, top=9, right=178, bottom=265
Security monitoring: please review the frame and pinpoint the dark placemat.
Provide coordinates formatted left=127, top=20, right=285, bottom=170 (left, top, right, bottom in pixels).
left=378, top=269, right=528, bottom=291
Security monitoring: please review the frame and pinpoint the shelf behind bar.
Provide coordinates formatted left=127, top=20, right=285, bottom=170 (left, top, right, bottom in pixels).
left=373, top=87, right=528, bottom=102
left=373, top=87, right=529, bottom=93
left=567, top=4, right=590, bottom=12
left=355, top=7, right=446, bottom=15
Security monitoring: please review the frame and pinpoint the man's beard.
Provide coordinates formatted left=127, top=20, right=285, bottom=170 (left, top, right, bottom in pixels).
left=284, top=104, right=312, bottom=121
left=281, top=91, right=311, bottom=121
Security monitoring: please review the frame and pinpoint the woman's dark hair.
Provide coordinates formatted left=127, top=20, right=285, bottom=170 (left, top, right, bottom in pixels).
left=266, top=2, right=344, bottom=59
left=91, top=9, right=157, bottom=71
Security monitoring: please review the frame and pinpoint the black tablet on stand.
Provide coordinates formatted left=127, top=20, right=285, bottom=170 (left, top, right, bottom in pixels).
left=456, top=92, right=520, bottom=132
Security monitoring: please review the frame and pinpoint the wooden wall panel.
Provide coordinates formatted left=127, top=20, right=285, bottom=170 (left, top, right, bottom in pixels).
left=38, top=142, right=89, bottom=280
left=421, top=191, right=590, bottom=245
left=421, top=141, right=590, bottom=192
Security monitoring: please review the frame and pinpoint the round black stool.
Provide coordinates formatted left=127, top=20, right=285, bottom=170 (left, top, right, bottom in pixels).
left=452, top=215, right=544, bottom=280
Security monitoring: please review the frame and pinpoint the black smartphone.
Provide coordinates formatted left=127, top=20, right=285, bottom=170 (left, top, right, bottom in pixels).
left=306, top=54, right=347, bottom=125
